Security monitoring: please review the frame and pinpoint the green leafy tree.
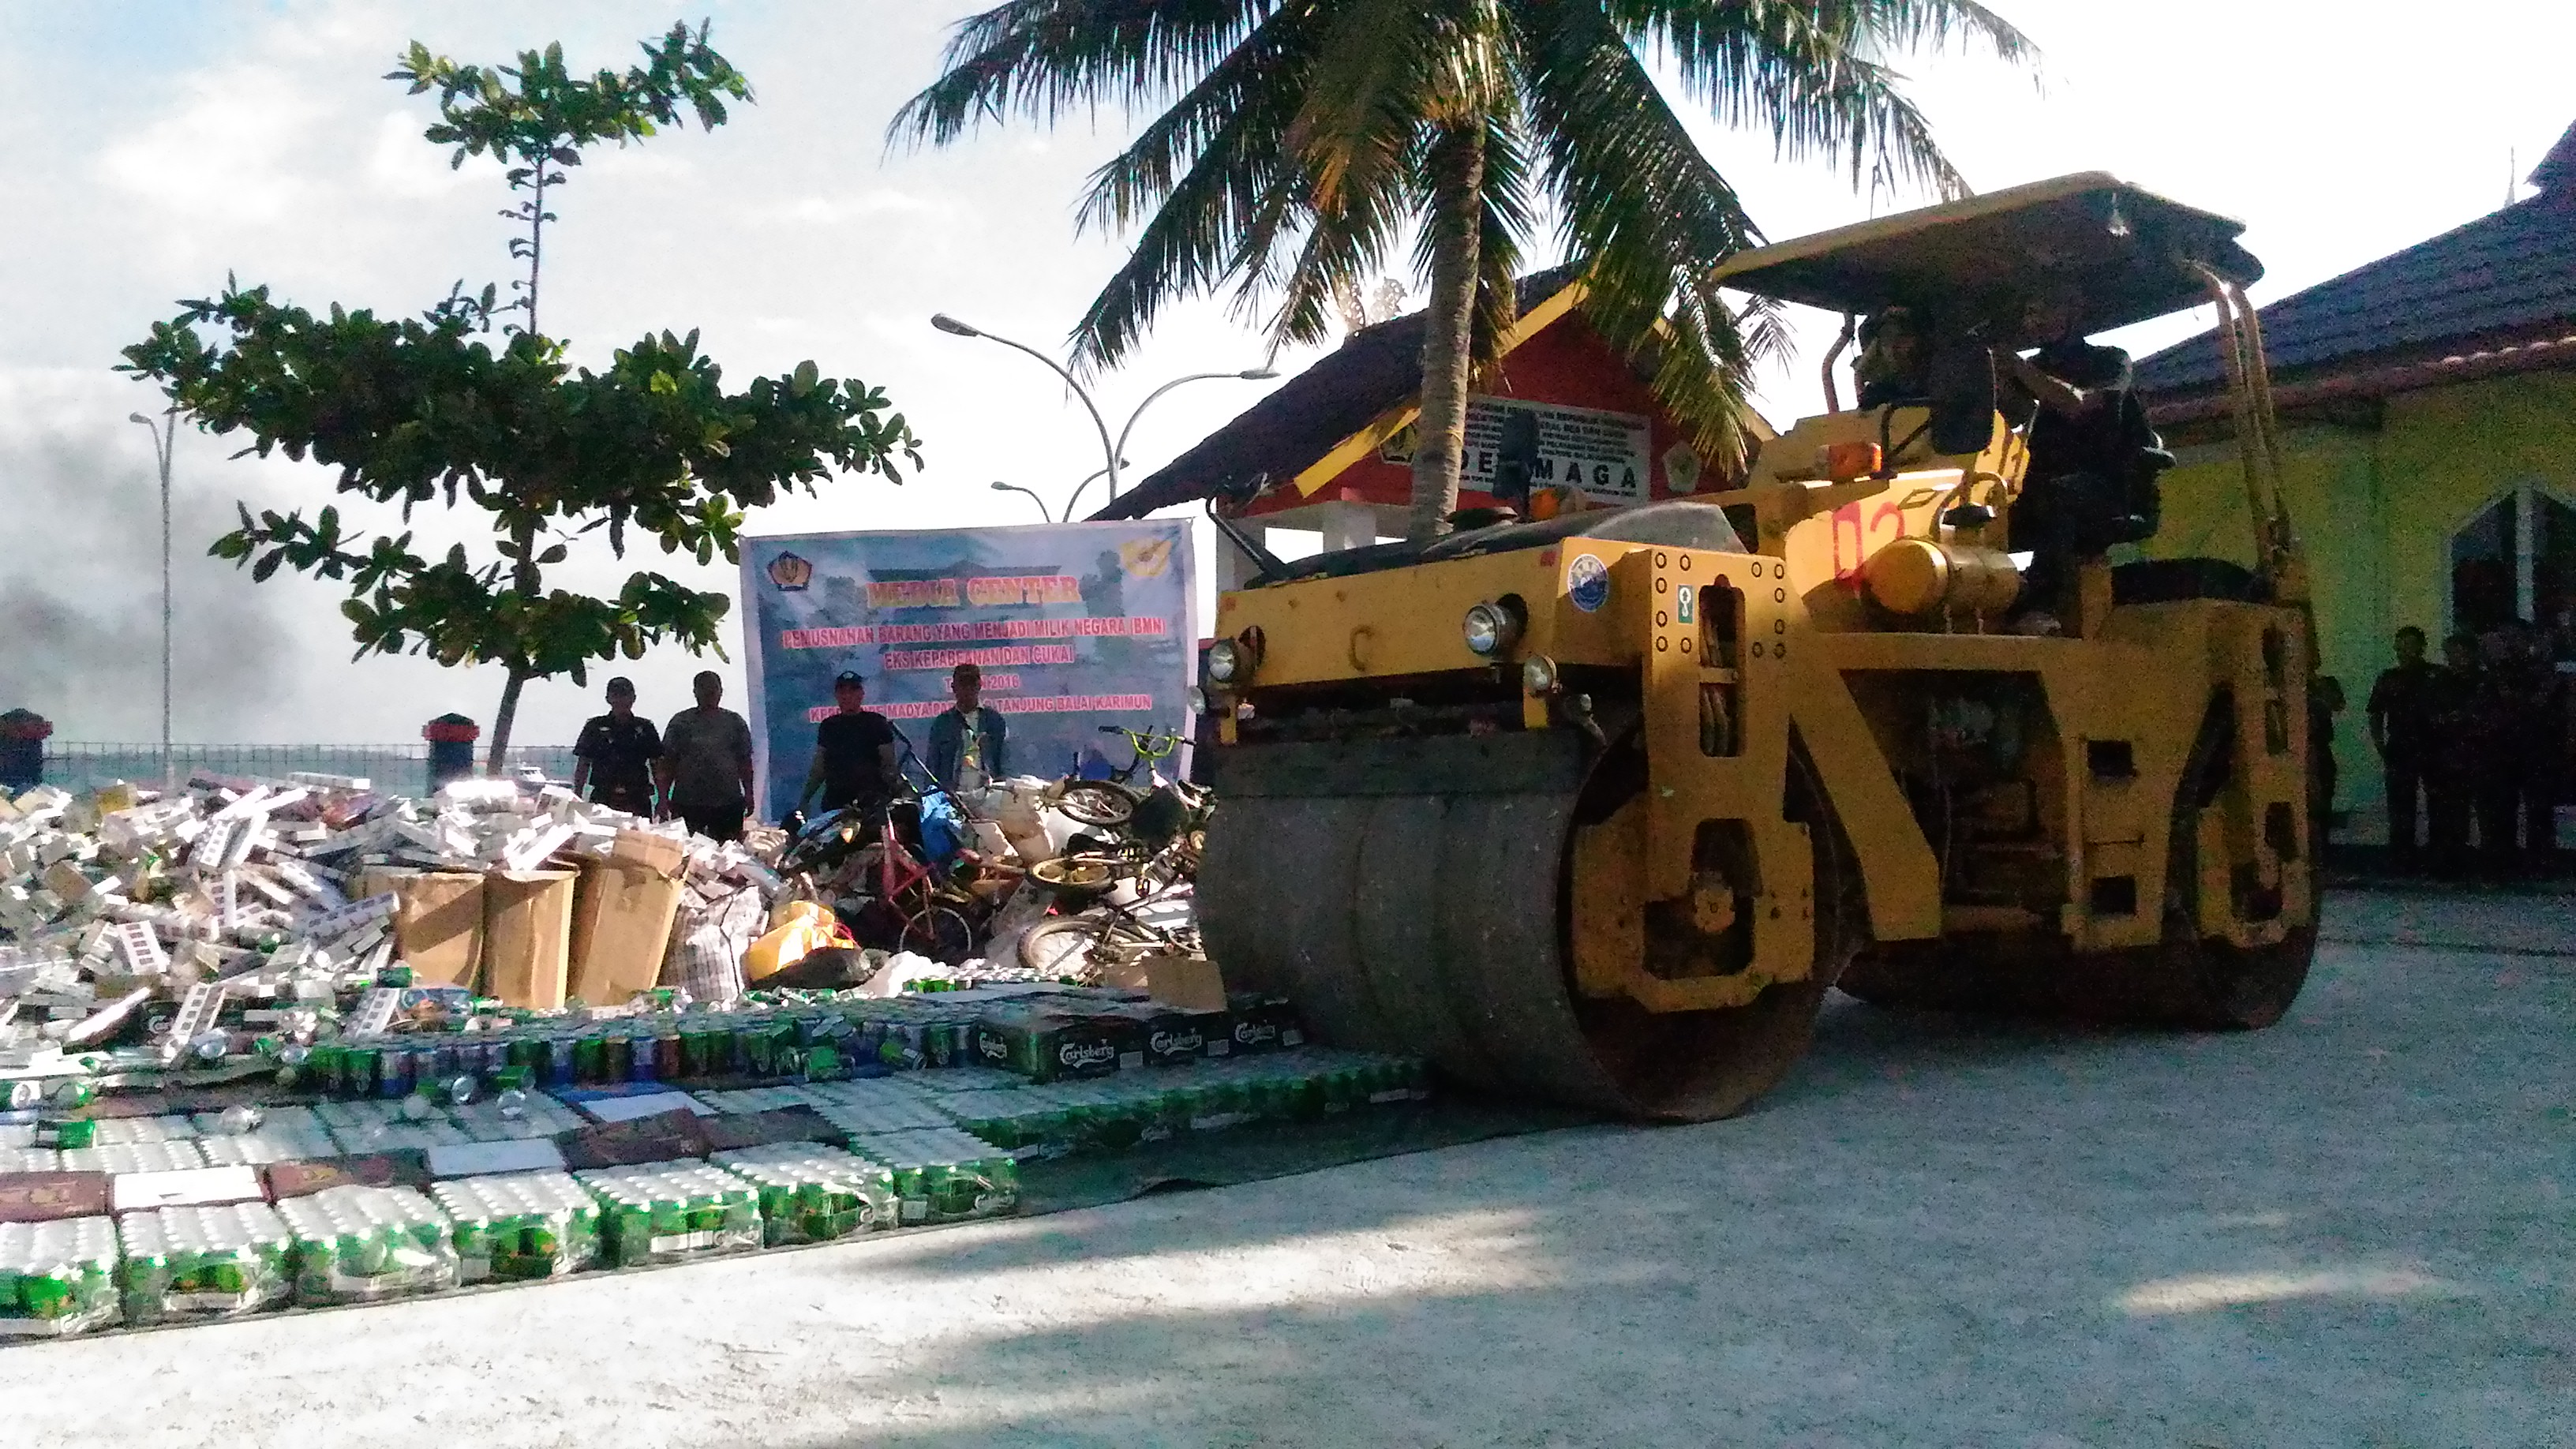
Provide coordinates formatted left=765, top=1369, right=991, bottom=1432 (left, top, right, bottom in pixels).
left=122, top=26, right=921, bottom=770
left=391, top=22, right=750, bottom=335
left=894, top=2, right=2030, bottom=539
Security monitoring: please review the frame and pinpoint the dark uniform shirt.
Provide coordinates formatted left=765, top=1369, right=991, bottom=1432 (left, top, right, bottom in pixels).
left=2367, top=661, right=2441, bottom=762
left=573, top=712, right=662, bottom=814
left=2020, top=340, right=2138, bottom=484
left=814, top=710, right=897, bottom=812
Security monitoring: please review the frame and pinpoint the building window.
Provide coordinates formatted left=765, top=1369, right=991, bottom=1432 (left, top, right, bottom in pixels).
left=2450, top=481, right=2576, bottom=642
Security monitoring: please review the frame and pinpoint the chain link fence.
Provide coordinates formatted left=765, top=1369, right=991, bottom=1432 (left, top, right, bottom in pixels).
left=36, top=743, right=580, bottom=798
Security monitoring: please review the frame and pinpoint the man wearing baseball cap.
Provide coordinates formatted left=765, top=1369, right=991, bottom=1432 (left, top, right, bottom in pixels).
left=571, top=676, right=661, bottom=816
left=799, top=668, right=899, bottom=820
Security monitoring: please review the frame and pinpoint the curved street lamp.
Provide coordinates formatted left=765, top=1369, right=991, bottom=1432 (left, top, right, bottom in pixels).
left=988, top=480, right=1057, bottom=523
left=931, top=312, right=1276, bottom=513
left=128, top=410, right=178, bottom=791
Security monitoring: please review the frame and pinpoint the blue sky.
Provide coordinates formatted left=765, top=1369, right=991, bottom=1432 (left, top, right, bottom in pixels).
left=4, top=1, right=2571, bottom=744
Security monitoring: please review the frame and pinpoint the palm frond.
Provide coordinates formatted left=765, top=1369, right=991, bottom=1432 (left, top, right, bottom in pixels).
left=1412, top=108, right=1534, bottom=372
left=889, top=0, right=1271, bottom=150
left=1622, top=0, right=2031, bottom=200
left=1515, top=0, right=1768, bottom=462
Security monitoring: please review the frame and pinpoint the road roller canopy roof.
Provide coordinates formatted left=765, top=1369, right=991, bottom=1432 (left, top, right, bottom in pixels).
left=1713, top=174, right=2262, bottom=346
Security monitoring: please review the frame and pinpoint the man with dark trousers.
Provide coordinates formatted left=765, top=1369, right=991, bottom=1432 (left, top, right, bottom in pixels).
left=657, top=672, right=756, bottom=842
left=571, top=676, right=661, bottom=817
left=2367, top=627, right=2439, bottom=870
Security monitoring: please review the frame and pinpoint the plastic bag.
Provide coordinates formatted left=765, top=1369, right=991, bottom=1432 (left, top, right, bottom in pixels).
left=743, top=903, right=856, bottom=982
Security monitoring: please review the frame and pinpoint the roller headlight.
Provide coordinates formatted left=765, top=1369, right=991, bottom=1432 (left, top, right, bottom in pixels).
left=1521, top=655, right=1560, bottom=695
left=1462, top=600, right=1524, bottom=657
left=1205, top=639, right=1246, bottom=683
left=1186, top=686, right=1209, bottom=715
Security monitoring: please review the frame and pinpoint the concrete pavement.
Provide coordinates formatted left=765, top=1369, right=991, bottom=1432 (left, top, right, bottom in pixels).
left=11, top=889, right=2571, bottom=1447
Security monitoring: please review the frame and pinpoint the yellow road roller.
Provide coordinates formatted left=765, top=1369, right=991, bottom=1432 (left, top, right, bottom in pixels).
left=1193, top=175, right=2320, bottom=1121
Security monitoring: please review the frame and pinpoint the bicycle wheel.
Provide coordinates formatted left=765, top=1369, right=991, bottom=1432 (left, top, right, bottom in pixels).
left=1056, top=782, right=1136, bottom=828
left=1017, top=915, right=1106, bottom=976
left=900, top=904, right=976, bottom=964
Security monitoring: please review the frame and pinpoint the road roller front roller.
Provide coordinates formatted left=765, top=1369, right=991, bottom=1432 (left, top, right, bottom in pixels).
left=1193, top=174, right=2321, bottom=1121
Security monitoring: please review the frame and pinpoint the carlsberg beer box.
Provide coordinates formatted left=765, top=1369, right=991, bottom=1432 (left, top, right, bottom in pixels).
left=1115, top=1005, right=1232, bottom=1067
left=972, top=1005, right=1143, bottom=1082
left=1225, top=994, right=1305, bottom=1054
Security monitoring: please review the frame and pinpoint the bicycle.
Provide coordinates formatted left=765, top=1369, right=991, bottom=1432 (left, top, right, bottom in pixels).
left=1052, top=725, right=1212, bottom=847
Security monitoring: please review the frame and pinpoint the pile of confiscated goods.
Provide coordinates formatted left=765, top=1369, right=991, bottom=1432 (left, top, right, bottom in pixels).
left=771, top=768, right=1209, bottom=983
left=0, top=776, right=1428, bottom=1342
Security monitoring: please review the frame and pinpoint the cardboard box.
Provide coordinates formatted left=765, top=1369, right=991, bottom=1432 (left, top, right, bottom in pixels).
left=482, top=870, right=577, bottom=1010
left=608, top=828, right=687, bottom=876
left=367, top=870, right=486, bottom=987
left=972, top=1005, right=1144, bottom=1081
left=1117, top=1004, right=1233, bottom=1067
left=568, top=858, right=685, bottom=1006
left=1146, top=954, right=1229, bottom=1013
left=1226, top=994, right=1305, bottom=1054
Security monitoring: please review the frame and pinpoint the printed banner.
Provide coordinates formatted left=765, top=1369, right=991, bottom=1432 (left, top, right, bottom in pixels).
left=1379, top=394, right=1653, bottom=503
left=739, top=521, right=1196, bottom=816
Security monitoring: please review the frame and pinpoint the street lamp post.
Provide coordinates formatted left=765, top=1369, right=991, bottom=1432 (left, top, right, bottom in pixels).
left=988, top=481, right=1058, bottom=523
left=930, top=313, right=1275, bottom=515
left=127, top=410, right=177, bottom=792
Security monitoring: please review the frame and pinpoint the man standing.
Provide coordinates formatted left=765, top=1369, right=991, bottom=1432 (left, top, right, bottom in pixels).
left=571, top=676, right=661, bottom=817
left=927, top=662, right=1009, bottom=794
left=2425, top=632, right=2485, bottom=877
left=2367, top=627, right=2439, bottom=869
left=799, top=670, right=899, bottom=820
left=656, top=671, right=755, bottom=842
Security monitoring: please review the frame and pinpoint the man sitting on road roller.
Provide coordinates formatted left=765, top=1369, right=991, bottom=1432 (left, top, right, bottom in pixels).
left=1995, top=295, right=2174, bottom=630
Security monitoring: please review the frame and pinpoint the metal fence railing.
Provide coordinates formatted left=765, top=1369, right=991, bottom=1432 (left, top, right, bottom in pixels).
left=35, top=743, right=580, bottom=799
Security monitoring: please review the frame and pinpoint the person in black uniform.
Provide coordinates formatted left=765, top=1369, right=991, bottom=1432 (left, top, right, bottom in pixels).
left=571, top=676, right=661, bottom=816
left=2368, top=627, right=2439, bottom=869
left=798, top=669, right=899, bottom=821
left=1997, top=299, right=2170, bottom=627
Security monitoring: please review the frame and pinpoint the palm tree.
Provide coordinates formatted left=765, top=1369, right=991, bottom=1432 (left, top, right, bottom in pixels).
left=895, top=2, right=2031, bottom=540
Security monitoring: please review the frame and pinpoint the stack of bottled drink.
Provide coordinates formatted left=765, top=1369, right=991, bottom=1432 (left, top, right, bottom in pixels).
left=710, top=1143, right=898, bottom=1245
left=844, top=1128, right=1021, bottom=1226
left=276, top=1185, right=460, bottom=1307
left=61, top=1140, right=208, bottom=1174
left=0, top=1217, right=121, bottom=1337
left=115, top=1202, right=294, bottom=1324
left=0, top=1145, right=59, bottom=1174
left=431, top=1172, right=602, bottom=1282
left=191, top=1106, right=339, bottom=1166
left=575, top=1161, right=764, bottom=1267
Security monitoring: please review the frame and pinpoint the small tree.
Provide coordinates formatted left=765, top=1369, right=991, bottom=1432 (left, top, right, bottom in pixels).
left=390, top=22, right=749, bottom=336
left=120, top=25, right=921, bottom=770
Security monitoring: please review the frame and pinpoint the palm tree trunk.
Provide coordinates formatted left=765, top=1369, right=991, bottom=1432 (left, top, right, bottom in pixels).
left=1409, top=123, right=1486, bottom=542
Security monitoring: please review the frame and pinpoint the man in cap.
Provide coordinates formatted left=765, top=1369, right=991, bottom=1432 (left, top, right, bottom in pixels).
left=655, top=671, right=755, bottom=842
left=571, top=676, right=662, bottom=817
left=799, top=668, right=900, bottom=820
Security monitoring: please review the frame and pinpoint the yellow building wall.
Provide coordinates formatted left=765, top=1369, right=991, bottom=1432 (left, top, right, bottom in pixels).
left=2141, top=369, right=2576, bottom=833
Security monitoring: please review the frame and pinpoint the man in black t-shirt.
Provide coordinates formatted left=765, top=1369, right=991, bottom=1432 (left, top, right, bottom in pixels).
left=799, top=669, right=899, bottom=819
left=571, top=676, right=662, bottom=816
left=2368, top=626, right=2439, bottom=867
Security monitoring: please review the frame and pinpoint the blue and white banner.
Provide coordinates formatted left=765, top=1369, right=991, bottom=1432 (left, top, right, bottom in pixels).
left=738, top=520, right=1197, bottom=815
